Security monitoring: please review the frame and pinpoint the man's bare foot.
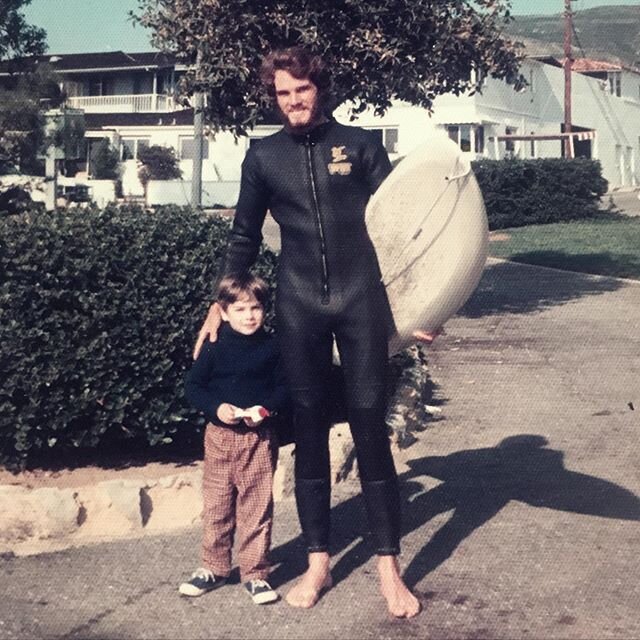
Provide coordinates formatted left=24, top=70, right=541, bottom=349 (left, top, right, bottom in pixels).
left=377, top=556, right=421, bottom=618
left=286, top=552, right=333, bottom=609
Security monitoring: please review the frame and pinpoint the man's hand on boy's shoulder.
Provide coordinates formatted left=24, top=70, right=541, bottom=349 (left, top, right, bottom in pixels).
left=216, top=403, right=242, bottom=425
left=194, top=302, right=223, bottom=360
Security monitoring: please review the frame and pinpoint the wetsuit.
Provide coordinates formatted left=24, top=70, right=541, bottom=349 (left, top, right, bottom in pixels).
left=222, top=118, right=401, bottom=555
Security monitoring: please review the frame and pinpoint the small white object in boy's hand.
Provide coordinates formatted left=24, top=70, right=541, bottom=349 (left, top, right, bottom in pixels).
left=233, top=406, right=270, bottom=423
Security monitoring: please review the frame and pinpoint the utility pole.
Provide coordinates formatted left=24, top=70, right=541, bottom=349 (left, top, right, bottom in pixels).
left=191, top=48, right=204, bottom=208
left=564, top=0, right=574, bottom=158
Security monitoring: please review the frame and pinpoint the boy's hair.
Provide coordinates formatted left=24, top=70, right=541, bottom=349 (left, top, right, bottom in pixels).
left=217, top=274, right=269, bottom=310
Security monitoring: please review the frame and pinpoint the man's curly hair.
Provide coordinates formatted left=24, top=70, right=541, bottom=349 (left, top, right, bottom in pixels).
left=260, top=46, right=333, bottom=108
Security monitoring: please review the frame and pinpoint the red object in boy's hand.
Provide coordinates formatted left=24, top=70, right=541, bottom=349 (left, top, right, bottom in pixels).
left=234, top=405, right=270, bottom=426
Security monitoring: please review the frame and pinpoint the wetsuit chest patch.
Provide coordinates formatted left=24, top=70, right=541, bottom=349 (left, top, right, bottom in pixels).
left=328, top=145, right=352, bottom=176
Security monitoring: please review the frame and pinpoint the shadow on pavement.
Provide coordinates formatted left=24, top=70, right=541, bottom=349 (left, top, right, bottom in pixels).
left=459, top=260, right=624, bottom=318
left=270, top=435, right=640, bottom=591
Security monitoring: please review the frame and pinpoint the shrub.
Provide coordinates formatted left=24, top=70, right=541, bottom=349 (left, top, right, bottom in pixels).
left=472, top=157, right=608, bottom=230
left=137, top=144, right=182, bottom=188
left=90, top=138, right=120, bottom=180
left=0, top=205, right=277, bottom=469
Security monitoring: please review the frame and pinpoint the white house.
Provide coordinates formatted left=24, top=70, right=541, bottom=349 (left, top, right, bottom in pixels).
left=337, top=56, right=640, bottom=190
left=2, top=49, right=638, bottom=206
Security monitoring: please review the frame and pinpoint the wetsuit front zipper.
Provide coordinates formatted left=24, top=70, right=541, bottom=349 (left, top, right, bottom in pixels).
left=305, top=137, right=330, bottom=304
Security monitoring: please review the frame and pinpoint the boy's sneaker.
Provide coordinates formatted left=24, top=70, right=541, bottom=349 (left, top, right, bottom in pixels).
left=179, top=568, right=227, bottom=597
left=244, top=579, right=279, bottom=604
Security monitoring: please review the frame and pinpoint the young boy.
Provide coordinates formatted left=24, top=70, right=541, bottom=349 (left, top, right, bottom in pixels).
left=179, top=274, right=289, bottom=605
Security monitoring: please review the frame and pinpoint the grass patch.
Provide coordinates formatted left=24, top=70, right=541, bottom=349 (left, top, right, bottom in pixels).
left=488, top=214, right=640, bottom=280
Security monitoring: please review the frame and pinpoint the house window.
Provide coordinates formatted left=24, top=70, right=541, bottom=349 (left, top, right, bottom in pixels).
left=179, top=136, right=210, bottom=160
left=448, top=125, right=471, bottom=152
left=447, top=124, right=484, bottom=153
left=608, top=72, right=621, bottom=97
left=88, top=76, right=114, bottom=96
left=368, top=127, right=399, bottom=154
left=121, top=137, right=150, bottom=160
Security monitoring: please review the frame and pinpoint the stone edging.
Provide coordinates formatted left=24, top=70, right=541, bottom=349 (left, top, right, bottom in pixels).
left=0, top=348, right=434, bottom=556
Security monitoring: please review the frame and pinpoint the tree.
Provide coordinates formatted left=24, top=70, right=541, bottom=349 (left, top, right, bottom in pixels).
left=90, top=138, right=120, bottom=180
left=134, top=0, right=525, bottom=137
left=0, top=64, right=65, bottom=174
left=137, top=144, right=182, bottom=189
left=0, top=0, right=47, bottom=66
left=0, top=0, right=49, bottom=173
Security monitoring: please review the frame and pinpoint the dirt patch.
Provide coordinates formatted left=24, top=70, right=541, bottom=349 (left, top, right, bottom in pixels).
left=489, top=232, right=511, bottom=242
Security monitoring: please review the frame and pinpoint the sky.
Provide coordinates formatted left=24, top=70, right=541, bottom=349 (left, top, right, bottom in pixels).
left=22, top=0, right=640, bottom=55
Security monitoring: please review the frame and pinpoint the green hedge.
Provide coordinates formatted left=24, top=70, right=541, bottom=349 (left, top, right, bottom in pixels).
left=0, top=205, right=277, bottom=469
left=472, top=158, right=608, bottom=230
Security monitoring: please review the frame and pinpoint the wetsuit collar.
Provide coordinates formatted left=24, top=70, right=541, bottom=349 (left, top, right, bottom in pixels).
left=287, top=117, right=335, bottom=144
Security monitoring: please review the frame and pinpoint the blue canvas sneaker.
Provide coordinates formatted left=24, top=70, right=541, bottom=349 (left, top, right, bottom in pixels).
left=244, top=579, right=279, bottom=604
left=178, top=567, right=227, bottom=597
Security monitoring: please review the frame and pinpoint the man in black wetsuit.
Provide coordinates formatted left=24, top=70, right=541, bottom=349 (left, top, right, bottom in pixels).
left=195, top=47, right=435, bottom=618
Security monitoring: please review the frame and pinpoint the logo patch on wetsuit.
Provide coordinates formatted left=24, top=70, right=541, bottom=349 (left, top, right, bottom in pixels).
left=328, top=145, right=352, bottom=175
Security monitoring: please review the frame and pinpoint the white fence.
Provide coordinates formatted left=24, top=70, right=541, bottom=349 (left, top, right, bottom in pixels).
left=146, top=180, right=240, bottom=208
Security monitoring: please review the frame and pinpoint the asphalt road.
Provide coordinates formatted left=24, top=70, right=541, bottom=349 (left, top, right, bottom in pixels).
left=1, top=259, right=639, bottom=639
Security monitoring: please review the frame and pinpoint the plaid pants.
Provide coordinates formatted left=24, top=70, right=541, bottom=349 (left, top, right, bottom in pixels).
left=201, top=422, right=277, bottom=582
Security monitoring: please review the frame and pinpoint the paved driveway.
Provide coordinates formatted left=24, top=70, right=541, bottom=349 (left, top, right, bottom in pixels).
left=1, top=260, right=638, bottom=639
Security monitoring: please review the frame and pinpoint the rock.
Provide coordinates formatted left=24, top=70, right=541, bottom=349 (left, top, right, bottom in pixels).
left=330, top=422, right=357, bottom=483
left=0, top=486, right=80, bottom=544
left=76, top=480, right=144, bottom=538
left=30, top=487, right=80, bottom=539
left=142, top=471, right=203, bottom=531
left=273, top=444, right=295, bottom=501
left=0, top=486, right=38, bottom=543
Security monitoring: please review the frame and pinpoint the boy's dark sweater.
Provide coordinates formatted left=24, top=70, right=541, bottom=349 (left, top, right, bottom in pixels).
left=185, top=322, right=289, bottom=427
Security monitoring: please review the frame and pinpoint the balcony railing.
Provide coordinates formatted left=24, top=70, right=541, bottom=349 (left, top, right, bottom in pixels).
left=66, top=94, right=177, bottom=113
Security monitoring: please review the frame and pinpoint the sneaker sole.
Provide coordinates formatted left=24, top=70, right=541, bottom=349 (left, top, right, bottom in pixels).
left=251, top=591, right=279, bottom=605
left=179, top=583, right=210, bottom=597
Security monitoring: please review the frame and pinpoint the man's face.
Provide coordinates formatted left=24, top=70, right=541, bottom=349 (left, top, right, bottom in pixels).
left=221, top=294, right=265, bottom=335
left=274, top=69, right=321, bottom=131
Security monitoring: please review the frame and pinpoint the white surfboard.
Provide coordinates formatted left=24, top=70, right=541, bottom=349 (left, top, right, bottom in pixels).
left=366, top=131, right=489, bottom=354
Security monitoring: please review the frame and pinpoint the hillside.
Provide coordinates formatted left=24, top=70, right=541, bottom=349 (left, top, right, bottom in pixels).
left=507, top=5, right=640, bottom=66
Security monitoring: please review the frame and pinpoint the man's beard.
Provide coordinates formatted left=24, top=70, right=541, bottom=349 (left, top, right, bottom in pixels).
left=278, top=98, right=324, bottom=133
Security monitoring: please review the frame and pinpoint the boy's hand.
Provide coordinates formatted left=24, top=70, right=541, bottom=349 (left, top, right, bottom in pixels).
left=217, top=403, right=242, bottom=425
left=239, top=406, right=270, bottom=427
left=193, top=302, right=223, bottom=360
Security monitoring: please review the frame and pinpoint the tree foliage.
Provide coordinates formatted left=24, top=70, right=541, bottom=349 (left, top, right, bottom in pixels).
left=0, top=0, right=50, bottom=172
left=134, top=0, right=525, bottom=136
left=0, top=0, right=47, bottom=65
left=89, top=138, right=121, bottom=180
left=137, top=144, right=182, bottom=187
left=0, top=64, right=65, bottom=174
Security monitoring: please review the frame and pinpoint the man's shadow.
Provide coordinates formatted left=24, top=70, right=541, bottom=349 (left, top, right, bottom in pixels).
left=269, top=435, right=640, bottom=589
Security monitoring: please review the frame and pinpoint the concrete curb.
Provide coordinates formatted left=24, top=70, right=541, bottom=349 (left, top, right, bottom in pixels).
left=0, top=423, right=362, bottom=557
